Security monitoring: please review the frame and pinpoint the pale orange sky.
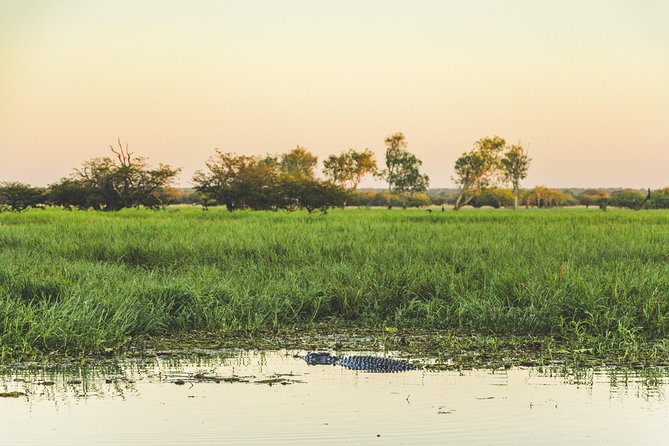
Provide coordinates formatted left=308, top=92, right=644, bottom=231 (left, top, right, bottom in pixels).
left=1, top=0, right=668, bottom=188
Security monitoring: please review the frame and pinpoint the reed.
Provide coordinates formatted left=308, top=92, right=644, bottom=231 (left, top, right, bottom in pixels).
left=1, top=207, right=668, bottom=360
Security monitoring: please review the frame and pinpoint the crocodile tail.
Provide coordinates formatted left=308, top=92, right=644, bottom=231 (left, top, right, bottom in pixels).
left=337, top=355, right=417, bottom=372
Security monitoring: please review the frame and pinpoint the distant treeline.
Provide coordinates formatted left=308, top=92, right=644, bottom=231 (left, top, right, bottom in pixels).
left=174, top=186, right=669, bottom=210
left=425, top=187, right=668, bottom=210
left=4, top=181, right=667, bottom=213
left=1, top=134, right=667, bottom=212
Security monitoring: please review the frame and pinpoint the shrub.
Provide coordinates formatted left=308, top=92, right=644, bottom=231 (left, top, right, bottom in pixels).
left=0, top=182, right=44, bottom=212
left=609, top=189, right=647, bottom=209
left=471, top=188, right=514, bottom=208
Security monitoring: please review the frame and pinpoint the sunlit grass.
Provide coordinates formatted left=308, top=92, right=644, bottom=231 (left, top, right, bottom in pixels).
left=1, top=207, right=668, bottom=360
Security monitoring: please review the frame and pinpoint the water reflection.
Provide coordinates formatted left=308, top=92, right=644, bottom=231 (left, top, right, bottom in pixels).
left=1, top=351, right=668, bottom=403
left=530, top=365, right=667, bottom=400
left=1, top=351, right=669, bottom=445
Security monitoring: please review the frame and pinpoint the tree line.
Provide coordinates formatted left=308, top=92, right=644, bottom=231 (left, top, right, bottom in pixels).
left=2, top=134, right=668, bottom=212
left=0, top=133, right=428, bottom=213
left=426, top=186, right=668, bottom=210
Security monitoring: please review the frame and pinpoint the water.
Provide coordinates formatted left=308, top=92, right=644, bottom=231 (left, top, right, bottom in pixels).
left=1, top=350, right=668, bottom=445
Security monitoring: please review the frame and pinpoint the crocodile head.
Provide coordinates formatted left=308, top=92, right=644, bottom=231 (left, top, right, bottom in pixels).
left=303, top=351, right=338, bottom=365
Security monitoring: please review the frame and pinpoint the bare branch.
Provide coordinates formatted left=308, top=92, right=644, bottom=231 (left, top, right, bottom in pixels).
left=109, top=138, right=133, bottom=167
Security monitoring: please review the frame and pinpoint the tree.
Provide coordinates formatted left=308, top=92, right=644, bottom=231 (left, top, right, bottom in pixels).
left=234, top=162, right=282, bottom=210
left=377, top=132, right=429, bottom=208
left=278, top=176, right=350, bottom=213
left=427, top=189, right=459, bottom=206
left=528, top=186, right=577, bottom=208
left=405, top=192, right=431, bottom=208
left=471, top=188, right=514, bottom=208
left=193, top=151, right=250, bottom=211
left=0, top=182, right=44, bottom=212
left=609, top=189, right=648, bottom=209
left=158, top=187, right=182, bottom=206
left=377, top=132, right=407, bottom=208
left=193, top=149, right=347, bottom=212
left=323, top=148, right=377, bottom=191
left=500, top=144, right=531, bottom=210
left=279, top=146, right=318, bottom=178
left=63, top=139, right=181, bottom=211
left=578, top=189, right=609, bottom=210
left=193, top=151, right=279, bottom=211
left=452, top=136, right=506, bottom=210
left=46, top=178, right=98, bottom=210
left=394, top=154, right=429, bottom=207
left=648, top=188, right=669, bottom=209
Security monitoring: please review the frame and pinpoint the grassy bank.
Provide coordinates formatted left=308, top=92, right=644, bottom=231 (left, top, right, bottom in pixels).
left=1, top=207, right=668, bottom=363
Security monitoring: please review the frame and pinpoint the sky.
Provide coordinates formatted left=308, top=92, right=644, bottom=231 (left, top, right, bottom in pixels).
left=1, top=0, right=668, bottom=189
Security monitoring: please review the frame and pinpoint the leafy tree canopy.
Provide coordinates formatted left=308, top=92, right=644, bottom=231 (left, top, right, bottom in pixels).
left=323, top=148, right=377, bottom=190
left=52, top=139, right=181, bottom=211
left=0, top=182, right=44, bottom=212
left=377, top=132, right=429, bottom=208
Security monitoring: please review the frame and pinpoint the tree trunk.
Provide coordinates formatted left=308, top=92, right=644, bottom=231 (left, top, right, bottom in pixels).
left=454, top=193, right=463, bottom=211
left=387, top=183, right=392, bottom=209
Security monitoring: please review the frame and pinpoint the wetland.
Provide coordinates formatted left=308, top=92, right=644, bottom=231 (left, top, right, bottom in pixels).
left=1, top=208, right=669, bottom=364
left=2, top=350, right=669, bottom=445
left=2, top=208, right=669, bottom=443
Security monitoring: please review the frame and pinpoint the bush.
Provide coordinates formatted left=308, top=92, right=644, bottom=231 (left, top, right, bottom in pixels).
left=609, top=189, right=647, bottom=209
left=648, top=189, right=669, bottom=209
left=278, top=176, right=350, bottom=213
left=471, top=188, right=514, bottom=208
left=46, top=178, right=99, bottom=210
left=525, top=187, right=578, bottom=208
left=0, top=182, right=44, bottom=212
left=578, top=189, right=610, bottom=209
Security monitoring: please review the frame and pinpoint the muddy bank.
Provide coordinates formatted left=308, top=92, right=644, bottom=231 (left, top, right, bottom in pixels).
left=136, top=325, right=669, bottom=371
left=3, top=325, right=667, bottom=371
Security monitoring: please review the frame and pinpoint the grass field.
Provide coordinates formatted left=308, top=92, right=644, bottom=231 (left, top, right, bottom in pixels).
left=1, top=207, right=668, bottom=362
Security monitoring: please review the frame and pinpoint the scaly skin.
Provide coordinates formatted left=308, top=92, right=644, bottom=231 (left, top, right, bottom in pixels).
left=302, top=352, right=417, bottom=372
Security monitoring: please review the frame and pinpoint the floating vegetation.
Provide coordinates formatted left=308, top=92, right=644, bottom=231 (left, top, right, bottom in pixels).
left=0, top=391, right=25, bottom=398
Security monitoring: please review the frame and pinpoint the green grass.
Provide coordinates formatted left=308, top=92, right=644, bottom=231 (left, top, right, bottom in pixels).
left=1, top=207, right=669, bottom=362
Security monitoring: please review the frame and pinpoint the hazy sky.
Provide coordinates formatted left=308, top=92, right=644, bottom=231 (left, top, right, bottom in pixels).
left=1, top=0, right=668, bottom=188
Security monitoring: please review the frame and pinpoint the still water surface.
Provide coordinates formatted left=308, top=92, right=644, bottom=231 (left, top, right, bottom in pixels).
left=1, top=350, right=668, bottom=445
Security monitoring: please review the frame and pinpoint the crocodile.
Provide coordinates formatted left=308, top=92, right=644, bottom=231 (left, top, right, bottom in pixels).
left=301, top=352, right=418, bottom=372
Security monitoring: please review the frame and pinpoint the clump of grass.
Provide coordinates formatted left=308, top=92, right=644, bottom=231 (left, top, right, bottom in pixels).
left=1, top=207, right=668, bottom=361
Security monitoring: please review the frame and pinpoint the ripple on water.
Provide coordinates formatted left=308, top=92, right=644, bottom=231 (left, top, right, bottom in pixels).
left=1, top=351, right=668, bottom=445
